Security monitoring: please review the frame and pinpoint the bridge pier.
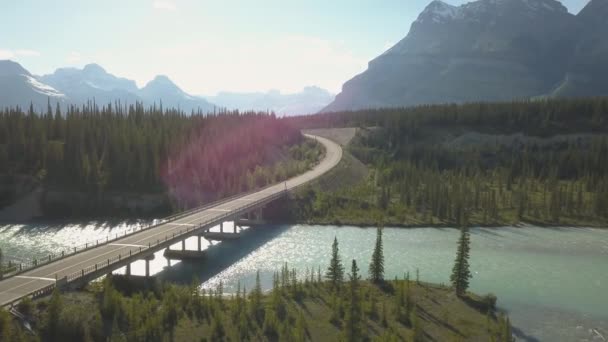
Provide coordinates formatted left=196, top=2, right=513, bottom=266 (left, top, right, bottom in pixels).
left=220, top=221, right=224, bottom=233
left=144, top=254, right=155, bottom=277
left=125, top=263, right=131, bottom=276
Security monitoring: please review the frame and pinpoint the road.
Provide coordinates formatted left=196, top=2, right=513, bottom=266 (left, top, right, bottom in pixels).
left=0, top=133, right=342, bottom=306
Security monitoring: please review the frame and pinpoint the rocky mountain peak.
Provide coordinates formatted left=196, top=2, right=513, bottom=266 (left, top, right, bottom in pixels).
left=0, top=60, right=31, bottom=77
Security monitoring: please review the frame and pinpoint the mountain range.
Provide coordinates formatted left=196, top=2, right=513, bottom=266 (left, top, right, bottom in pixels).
left=323, top=0, right=608, bottom=112
left=0, top=61, right=334, bottom=115
left=206, top=87, right=334, bottom=116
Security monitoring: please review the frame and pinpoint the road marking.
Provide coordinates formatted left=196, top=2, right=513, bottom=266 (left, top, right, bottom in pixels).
left=15, top=276, right=55, bottom=282
left=109, top=243, right=146, bottom=248
left=167, top=223, right=196, bottom=226
left=208, top=208, right=230, bottom=212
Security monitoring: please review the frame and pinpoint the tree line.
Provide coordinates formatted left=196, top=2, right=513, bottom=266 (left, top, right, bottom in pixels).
left=0, top=102, right=321, bottom=215
left=286, top=97, right=608, bottom=226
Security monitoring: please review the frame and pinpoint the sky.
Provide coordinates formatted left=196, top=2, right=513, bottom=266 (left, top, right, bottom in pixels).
left=0, top=0, right=590, bottom=95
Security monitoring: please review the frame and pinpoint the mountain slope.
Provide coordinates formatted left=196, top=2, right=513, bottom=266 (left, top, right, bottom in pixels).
left=0, top=60, right=65, bottom=111
left=323, top=0, right=603, bottom=112
left=550, top=0, right=608, bottom=97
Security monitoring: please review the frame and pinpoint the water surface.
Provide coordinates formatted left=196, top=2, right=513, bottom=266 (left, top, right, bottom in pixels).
left=1, top=222, right=606, bottom=341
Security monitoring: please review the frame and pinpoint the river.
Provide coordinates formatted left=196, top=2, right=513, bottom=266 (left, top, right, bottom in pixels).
left=1, top=222, right=606, bottom=341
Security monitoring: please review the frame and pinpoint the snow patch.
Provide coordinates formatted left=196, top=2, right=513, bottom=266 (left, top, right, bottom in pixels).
left=23, top=75, right=65, bottom=97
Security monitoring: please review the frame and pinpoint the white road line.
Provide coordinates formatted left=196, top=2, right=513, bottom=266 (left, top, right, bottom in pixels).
left=109, top=243, right=146, bottom=248
left=207, top=209, right=230, bottom=212
left=15, top=276, right=55, bottom=282
left=167, top=223, right=196, bottom=226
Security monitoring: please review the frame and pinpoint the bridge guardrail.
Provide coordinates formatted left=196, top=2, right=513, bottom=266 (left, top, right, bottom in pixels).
left=0, top=179, right=291, bottom=280
left=3, top=134, right=337, bottom=305
left=59, top=189, right=288, bottom=286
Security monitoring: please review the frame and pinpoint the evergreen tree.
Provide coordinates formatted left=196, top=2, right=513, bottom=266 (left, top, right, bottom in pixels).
left=450, top=227, right=472, bottom=296
left=325, top=237, right=344, bottom=288
left=250, top=270, right=263, bottom=323
left=343, top=260, right=362, bottom=342
left=368, top=227, right=385, bottom=283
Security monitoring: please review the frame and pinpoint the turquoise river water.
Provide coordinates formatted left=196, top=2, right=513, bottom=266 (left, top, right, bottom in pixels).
left=0, top=222, right=606, bottom=341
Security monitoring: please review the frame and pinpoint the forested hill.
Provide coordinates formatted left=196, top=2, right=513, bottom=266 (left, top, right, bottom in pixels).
left=286, top=97, right=608, bottom=227
left=0, top=104, right=321, bottom=218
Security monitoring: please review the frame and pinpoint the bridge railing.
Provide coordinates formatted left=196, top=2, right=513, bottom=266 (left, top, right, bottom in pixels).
left=57, top=189, right=289, bottom=286
left=1, top=134, right=331, bottom=280
left=14, top=169, right=330, bottom=304
left=0, top=181, right=288, bottom=280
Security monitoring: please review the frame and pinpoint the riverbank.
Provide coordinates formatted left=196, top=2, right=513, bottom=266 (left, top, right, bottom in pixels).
left=267, top=218, right=607, bottom=229
left=4, top=277, right=508, bottom=342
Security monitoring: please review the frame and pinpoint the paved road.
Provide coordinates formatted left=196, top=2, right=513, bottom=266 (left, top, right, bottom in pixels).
left=0, top=134, right=342, bottom=306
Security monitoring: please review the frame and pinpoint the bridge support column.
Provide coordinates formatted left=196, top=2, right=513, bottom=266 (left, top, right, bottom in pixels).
left=198, top=236, right=202, bottom=251
left=181, top=239, right=186, bottom=251
left=220, top=222, right=224, bottom=233
left=143, top=254, right=155, bottom=277
left=126, top=263, right=131, bottom=276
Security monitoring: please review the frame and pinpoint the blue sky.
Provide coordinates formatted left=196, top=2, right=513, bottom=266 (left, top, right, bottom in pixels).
left=0, top=0, right=590, bottom=95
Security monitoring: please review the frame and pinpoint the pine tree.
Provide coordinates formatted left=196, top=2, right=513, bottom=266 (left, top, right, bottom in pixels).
left=250, top=270, right=263, bottom=323
left=325, top=237, right=344, bottom=288
left=450, top=227, right=472, bottom=296
left=368, top=227, right=385, bottom=283
left=343, top=260, right=362, bottom=342
left=0, top=248, right=3, bottom=280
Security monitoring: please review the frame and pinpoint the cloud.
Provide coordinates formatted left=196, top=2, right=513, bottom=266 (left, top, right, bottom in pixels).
left=0, top=49, right=13, bottom=59
left=66, top=51, right=82, bottom=64
left=138, top=35, right=367, bottom=94
left=0, top=49, right=41, bottom=59
left=153, top=0, right=177, bottom=11
left=15, top=49, right=40, bottom=57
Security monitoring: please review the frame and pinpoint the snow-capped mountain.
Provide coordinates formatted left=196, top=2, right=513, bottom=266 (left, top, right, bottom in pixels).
left=40, top=63, right=141, bottom=108
left=37, top=63, right=214, bottom=113
left=206, top=86, right=334, bottom=116
left=0, top=60, right=65, bottom=112
left=323, top=0, right=605, bottom=112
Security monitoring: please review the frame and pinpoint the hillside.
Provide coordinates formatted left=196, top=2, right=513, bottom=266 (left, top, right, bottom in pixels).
left=323, top=0, right=608, bottom=112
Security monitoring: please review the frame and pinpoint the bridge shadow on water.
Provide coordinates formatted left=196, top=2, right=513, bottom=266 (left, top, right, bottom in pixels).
left=155, top=224, right=290, bottom=285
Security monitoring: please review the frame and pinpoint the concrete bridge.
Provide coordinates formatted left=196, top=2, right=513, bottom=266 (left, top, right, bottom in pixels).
left=0, top=134, right=342, bottom=307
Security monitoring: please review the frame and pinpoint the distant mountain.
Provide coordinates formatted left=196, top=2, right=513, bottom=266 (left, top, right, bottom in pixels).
left=0, top=62, right=216, bottom=113
left=206, top=86, right=334, bottom=116
left=139, top=75, right=214, bottom=113
left=0, top=60, right=65, bottom=111
left=40, top=63, right=141, bottom=108
left=323, top=0, right=608, bottom=112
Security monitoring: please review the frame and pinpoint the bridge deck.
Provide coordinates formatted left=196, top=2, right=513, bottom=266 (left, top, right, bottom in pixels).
left=0, top=134, right=342, bottom=306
